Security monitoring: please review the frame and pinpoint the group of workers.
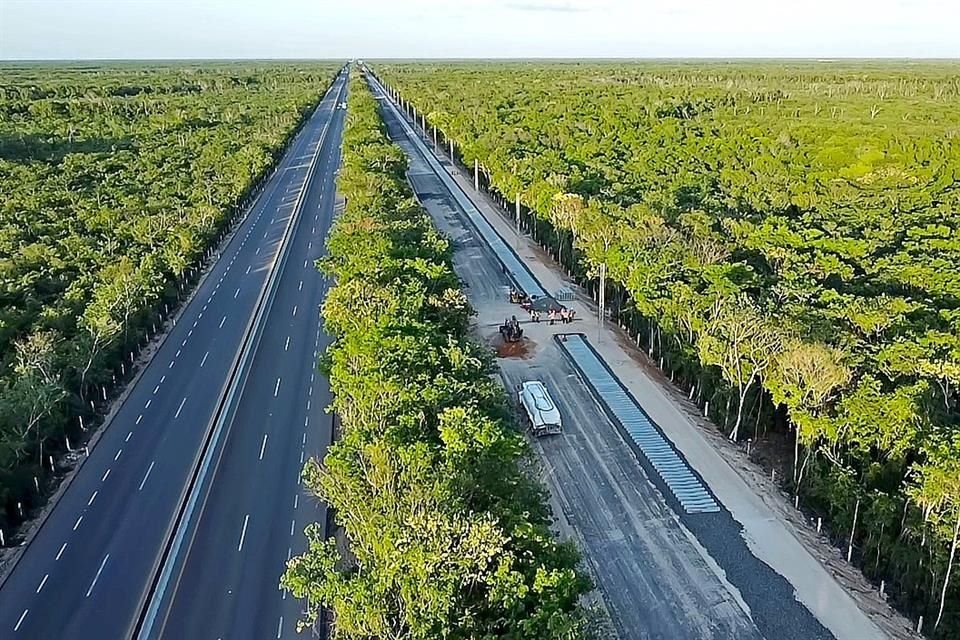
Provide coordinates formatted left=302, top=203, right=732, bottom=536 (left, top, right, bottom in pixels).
left=508, top=286, right=577, bottom=327
left=528, top=307, right=576, bottom=325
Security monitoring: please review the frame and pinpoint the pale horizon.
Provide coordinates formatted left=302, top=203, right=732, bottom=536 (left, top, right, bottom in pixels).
left=2, top=0, right=959, bottom=61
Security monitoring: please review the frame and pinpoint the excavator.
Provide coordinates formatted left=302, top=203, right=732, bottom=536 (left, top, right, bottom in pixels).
left=499, top=316, right=524, bottom=343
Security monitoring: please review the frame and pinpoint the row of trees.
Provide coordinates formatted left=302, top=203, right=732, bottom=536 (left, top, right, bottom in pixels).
left=281, top=71, right=590, bottom=639
left=0, top=63, right=339, bottom=535
left=377, top=61, right=960, bottom=637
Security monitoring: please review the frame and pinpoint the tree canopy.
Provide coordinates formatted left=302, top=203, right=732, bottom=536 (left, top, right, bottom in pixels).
left=282, top=71, right=590, bottom=639
left=0, top=62, right=339, bottom=533
left=379, top=60, right=960, bottom=638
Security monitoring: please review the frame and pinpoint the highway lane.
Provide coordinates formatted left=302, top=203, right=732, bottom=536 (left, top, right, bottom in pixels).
left=0, top=71, right=348, bottom=640
left=150, top=76, right=346, bottom=640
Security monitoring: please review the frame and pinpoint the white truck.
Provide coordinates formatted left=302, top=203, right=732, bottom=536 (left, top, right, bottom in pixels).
left=518, top=380, right=562, bottom=437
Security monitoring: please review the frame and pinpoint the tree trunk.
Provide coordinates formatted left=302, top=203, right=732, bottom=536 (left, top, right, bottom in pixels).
left=794, top=425, right=800, bottom=483
left=848, top=497, right=861, bottom=562
left=796, top=445, right=812, bottom=499
left=935, top=508, right=960, bottom=630
left=730, top=380, right=752, bottom=441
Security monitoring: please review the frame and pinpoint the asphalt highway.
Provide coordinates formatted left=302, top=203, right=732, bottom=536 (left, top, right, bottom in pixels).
left=0, top=71, right=347, bottom=640
left=149, top=74, right=346, bottom=640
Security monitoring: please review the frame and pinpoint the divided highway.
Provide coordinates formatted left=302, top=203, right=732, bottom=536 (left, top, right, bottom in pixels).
left=146, top=74, right=346, bottom=640
left=0, top=71, right=347, bottom=639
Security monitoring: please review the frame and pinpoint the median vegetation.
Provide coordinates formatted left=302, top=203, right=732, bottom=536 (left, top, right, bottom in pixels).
left=282, top=71, right=590, bottom=638
left=377, top=61, right=960, bottom=637
left=0, top=63, right=338, bottom=537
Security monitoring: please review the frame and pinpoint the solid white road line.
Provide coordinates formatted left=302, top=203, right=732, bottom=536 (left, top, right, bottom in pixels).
left=85, top=554, right=109, bottom=597
left=139, top=461, right=155, bottom=491
left=238, top=515, right=250, bottom=552
left=259, top=434, right=268, bottom=461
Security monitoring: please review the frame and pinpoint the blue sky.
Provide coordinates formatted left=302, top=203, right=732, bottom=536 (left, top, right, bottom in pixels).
left=2, top=0, right=958, bottom=60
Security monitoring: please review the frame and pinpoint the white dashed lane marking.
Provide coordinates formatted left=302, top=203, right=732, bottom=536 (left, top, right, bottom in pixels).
left=85, top=554, right=109, bottom=598
left=139, top=461, right=155, bottom=491
left=14, top=609, right=27, bottom=631
left=238, top=515, right=250, bottom=552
